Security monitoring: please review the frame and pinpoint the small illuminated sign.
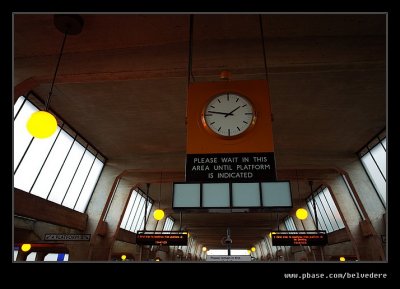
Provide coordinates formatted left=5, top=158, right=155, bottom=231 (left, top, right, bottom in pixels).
left=44, top=234, right=91, bottom=241
left=206, top=255, right=251, bottom=262
left=272, top=233, right=328, bottom=246
left=135, top=233, right=188, bottom=246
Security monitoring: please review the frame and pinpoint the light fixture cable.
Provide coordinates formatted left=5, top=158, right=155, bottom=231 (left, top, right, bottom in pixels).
left=26, top=14, right=84, bottom=139
left=259, top=14, right=269, bottom=83
left=159, top=171, right=162, bottom=209
left=187, top=14, right=195, bottom=85
left=45, top=30, right=68, bottom=111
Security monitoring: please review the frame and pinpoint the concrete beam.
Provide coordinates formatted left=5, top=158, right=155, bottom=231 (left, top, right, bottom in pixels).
left=14, top=189, right=88, bottom=231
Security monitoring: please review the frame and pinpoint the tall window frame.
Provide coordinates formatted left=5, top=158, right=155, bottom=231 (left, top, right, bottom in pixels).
left=162, top=216, right=175, bottom=234
left=120, top=188, right=153, bottom=233
left=13, top=93, right=106, bottom=213
left=306, top=186, right=345, bottom=233
left=358, top=130, right=386, bottom=207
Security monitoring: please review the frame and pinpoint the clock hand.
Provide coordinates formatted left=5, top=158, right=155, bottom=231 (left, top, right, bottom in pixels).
left=207, top=110, right=233, bottom=116
left=224, top=106, right=241, bottom=117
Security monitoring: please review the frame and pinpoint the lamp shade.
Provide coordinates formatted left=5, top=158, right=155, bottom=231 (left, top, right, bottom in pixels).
left=296, top=208, right=308, bottom=220
left=26, top=111, right=57, bottom=138
left=153, top=209, right=165, bottom=221
left=21, top=244, right=31, bottom=252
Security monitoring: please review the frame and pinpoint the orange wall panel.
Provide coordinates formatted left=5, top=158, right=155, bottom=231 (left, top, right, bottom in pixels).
left=186, top=79, right=274, bottom=154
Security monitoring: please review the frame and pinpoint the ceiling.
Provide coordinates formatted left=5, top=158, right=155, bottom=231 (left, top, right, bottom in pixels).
left=14, top=14, right=386, bottom=249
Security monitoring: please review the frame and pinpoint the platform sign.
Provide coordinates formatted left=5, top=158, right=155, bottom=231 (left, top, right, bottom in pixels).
left=206, top=255, right=251, bottom=262
left=186, top=152, right=276, bottom=182
left=272, top=233, right=328, bottom=246
left=135, top=233, right=188, bottom=246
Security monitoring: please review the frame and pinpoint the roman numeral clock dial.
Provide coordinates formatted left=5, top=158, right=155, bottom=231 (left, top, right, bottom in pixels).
left=202, top=93, right=256, bottom=137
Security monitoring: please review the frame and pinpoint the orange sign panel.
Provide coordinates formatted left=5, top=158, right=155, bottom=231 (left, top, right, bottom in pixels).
left=186, top=79, right=274, bottom=154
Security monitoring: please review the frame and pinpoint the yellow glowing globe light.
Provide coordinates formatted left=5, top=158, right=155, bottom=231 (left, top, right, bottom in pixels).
left=155, top=257, right=161, bottom=262
left=296, top=208, right=308, bottom=220
left=153, top=209, right=165, bottom=221
left=121, top=254, right=126, bottom=261
left=339, top=257, right=346, bottom=262
left=21, top=243, right=31, bottom=252
left=202, top=246, right=207, bottom=252
left=26, top=111, right=57, bottom=139
left=251, top=246, right=256, bottom=252
left=268, top=232, right=276, bottom=239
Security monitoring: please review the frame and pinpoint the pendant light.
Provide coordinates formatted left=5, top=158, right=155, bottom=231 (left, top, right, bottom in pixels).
left=26, top=14, right=84, bottom=138
left=21, top=243, right=31, bottom=252
left=153, top=171, right=165, bottom=221
left=295, top=170, right=308, bottom=220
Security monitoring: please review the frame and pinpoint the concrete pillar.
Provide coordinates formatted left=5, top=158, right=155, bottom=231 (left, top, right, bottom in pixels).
left=326, top=167, right=385, bottom=261
left=343, top=160, right=386, bottom=237
left=87, top=166, right=132, bottom=261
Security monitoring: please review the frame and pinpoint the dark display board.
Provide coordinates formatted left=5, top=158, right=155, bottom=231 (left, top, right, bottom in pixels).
left=135, top=233, right=188, bottom=246
left=272, top=233, right=328, bottom=246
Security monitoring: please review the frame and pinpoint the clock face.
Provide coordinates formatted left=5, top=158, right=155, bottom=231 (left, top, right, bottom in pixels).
left=202, top=93, right=255, bottom=137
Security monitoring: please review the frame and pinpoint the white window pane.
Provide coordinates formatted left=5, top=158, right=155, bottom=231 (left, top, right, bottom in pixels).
left=14, top=127, right=60, bottom=192
left=382, top=138, right=386, bottom=149
left=47, top=141, right=85, bottom=204
left=121, top=190, right=137, bottom=229
left=146, top=202, right=153, bottom=219
left=323, top=189, right=345, bottom=229
left=163, top=217, right=174, bottom=233
left=14, top=96, right=25, bottom=117
left=125, top=191, right=141, bottom=230
left=315, top=194, right=334, bottom=232
left=131, top=196, right=145, bottom=232
left=284, top=217, right=296, bottom=232
left=132, top=198, right=146, bottom=232
left=319, top=190, right=340, bottom=231
left=26, top=252, right=37, bottom=261
left=315, top=196, right=330, bottom=232
left=370, top=143, right=386, bottom=178
left=128, top=192, right=142, bottom=231
left=44, top=253, right=69, bottom=261
left=75, top=159, right=104, bottom=212
left=44, top=253, right=58, bottom=261
left=137, top=201, right=152, bottom=232
left=62, top=151, right=95, bottom=209
left=30, top=130, right=74, bottom=198
left=13, top=99, right=36, bottom=170
left=307, top=198, right=328, bottom=231
left=137, top=212, right=147, bottom=232
left=307, top=201, right=316, bottom=224
left=361, top=153, right=386, bottom=203
left=14, top=250, right=18, bottom=261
